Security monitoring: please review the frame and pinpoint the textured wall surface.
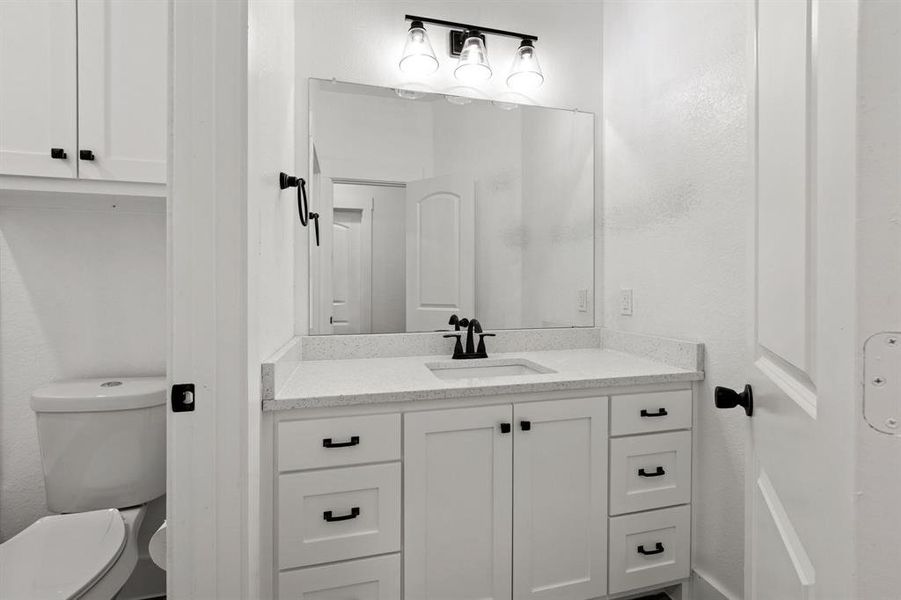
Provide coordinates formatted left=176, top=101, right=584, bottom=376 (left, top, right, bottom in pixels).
left=602, top=2, right=752, bottom=597
left=0, top=194, right=166, bottom=541
left=856, top=3, right=901, bottom=597
left=295, top=0, right=605, bottom=335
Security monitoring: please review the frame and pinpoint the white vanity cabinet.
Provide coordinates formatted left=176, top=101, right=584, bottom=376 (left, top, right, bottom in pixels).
left=0, top=0, right=166, bottom=184
left=512, top=399, right=608, bottom=599
left=404, top=404, right=514, bottom=600
left=269, top=386, right=694, bottom=599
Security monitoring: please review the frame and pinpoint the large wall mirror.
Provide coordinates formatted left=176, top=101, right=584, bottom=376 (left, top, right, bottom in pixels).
left=308, top=79, right=594, bottom=335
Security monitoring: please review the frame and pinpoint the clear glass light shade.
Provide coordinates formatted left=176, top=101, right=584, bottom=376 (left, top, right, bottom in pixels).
left=507, top=41, right=544, bottom=91
left=399, top=24, right=439, bottom=75
left=454, top=34, right=492, bottom=82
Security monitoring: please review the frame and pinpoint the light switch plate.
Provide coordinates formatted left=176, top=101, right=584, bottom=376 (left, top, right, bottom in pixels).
left=577, top=289, right=589, bottom=312
left=620, top=289, right=633, bottom=316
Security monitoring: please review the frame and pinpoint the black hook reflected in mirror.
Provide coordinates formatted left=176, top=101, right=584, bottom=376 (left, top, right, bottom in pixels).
left=714, top=384, right=753, bottom=417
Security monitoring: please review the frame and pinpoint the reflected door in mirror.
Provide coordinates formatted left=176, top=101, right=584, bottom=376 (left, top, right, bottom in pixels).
left=405, top=175, right=475, bottom=332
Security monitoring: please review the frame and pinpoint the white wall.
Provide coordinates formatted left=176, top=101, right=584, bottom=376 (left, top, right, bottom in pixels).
left=312, top=83, right=435, bottom=181
left=602, top=2, right=752, bottom=597
left=522, top=107, right=594, bottom=328
left=248, top=0, right=296, bottom=593
left=855, top=2, right=901, bottom=597
left=432, top=100, right=524, bottom=328
left=0, top=193, right=166, bottom=541
left=295, top=0, right=604, bottom=335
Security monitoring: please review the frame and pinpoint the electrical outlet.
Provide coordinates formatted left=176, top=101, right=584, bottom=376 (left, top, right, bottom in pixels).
left=620, top=288, right=633, bottom=316
left=577, top=289, right=589, bottom=312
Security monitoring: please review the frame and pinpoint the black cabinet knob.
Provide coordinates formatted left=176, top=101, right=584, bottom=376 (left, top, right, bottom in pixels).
left=79, top=149, right=95, bottom=161
left=715, top=384, right=753, bottom=416
left=500, top=422, right=511, bottom=434
left=520, top=420, right=531, bottom=431
left=50, top=148, right=67, bottom=159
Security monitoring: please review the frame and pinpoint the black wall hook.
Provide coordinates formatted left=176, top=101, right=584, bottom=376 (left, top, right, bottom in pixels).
left=279, top=171, right=319, bottom=246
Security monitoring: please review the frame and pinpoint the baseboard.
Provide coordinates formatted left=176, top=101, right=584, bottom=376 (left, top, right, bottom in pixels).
left=690, top=569, right=741, bottom=600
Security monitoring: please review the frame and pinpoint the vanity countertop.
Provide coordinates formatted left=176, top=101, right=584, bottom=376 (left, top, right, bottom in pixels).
left=264, top=346, right=704, bottom=411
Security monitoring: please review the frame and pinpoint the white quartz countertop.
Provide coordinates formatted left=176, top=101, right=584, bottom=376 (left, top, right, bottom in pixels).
left=264, top=347, right=703, bottom=411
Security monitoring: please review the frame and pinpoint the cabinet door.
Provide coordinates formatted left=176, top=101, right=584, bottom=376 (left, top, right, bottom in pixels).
left=0, top=1, right=77, bottom=178
left=76, top=0, right=167, bottom=183
left=404, top=405, right=513, bottom=600
left=513, top=397, right=608, bottom=600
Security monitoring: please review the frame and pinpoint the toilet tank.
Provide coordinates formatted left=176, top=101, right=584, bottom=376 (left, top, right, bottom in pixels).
left=31, top=377, right=166, bottom=513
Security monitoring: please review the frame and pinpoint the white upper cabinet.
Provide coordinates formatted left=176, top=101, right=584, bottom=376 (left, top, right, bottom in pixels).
left=0, top=1, right=78, bottom=178
left=513, top=398, right=608, bottom=600
left=0, top=0, right=166, bottom=185
left=76, top=0, right=167, bottom=183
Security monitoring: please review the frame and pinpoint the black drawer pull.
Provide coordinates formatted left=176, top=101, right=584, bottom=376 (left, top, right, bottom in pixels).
left=638, top=466, right=666, bottom=478
left=500, top=422, right=511, bottom=434
left=322, top=435, right=359, bottom=448
left=323, top=507, right=360, bottom=522
left=520, top=420, right=531, bottom=431
left=637, top=542, right=665, bottom=556
left=79, top=149, right=95, bottom=161
left=640, top=408, right=668, bottom=418
left=50, top=148, right=67, bottom=159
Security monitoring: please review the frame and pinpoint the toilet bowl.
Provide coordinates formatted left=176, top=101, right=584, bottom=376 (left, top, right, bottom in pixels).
left=0, top=506, right=145, bottom=600
left=0, top=377, right=166, bottom=600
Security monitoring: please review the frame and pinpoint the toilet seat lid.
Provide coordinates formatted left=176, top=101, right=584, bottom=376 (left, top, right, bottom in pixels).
left=0, top=509, right=126, bottom=600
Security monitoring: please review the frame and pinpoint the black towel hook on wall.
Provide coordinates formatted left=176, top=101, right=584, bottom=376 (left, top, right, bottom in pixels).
left=280, top=172, right=319, bottom=246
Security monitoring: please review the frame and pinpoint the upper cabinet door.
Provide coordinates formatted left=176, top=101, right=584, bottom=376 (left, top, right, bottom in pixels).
left=0, top=1, right=77, bottom=178
left=404, top=405, right=513, bottom=600
left=77, top=0, right=167, bottom=183
left=513, top=397, right=609, bottom=600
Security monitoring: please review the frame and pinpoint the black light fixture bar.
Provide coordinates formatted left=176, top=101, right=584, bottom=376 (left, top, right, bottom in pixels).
left=404, top=14, right=538, bottom=42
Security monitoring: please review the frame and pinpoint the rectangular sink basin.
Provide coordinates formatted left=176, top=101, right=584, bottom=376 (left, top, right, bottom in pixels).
left=426, top=358, right=556, bottom=381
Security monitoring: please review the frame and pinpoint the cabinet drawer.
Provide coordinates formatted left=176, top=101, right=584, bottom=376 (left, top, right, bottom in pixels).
left=608, top=505, right=691, bottom=594
left=278, top=463, right=401, bottom=569
left=278, top=414, right=400, bottom=471
left=610, top=431, right=691, bottom=515
left=278, top=554, right=401, bottom=599
left=610, top=390, right=692, bottom=436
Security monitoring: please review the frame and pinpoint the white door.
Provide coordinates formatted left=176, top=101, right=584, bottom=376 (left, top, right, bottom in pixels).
left=404, top=405, right=513, bottom=600
left=331, top=191, right=372, bottom=334
left=77, top=0, right=167, bottom=183
left=0, top=0, right=77, bottom=178
left=745, top=2, right=858, bottom=598
left=513, top=398, right=608, bottom=600
left=405, top=174, right=475, bottom=331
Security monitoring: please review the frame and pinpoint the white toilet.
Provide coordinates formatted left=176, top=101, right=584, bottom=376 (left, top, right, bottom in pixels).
left=0, top=377, right=166, bottom=600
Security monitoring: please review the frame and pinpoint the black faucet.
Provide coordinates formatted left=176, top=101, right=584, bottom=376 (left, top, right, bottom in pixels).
left=444, top=317, right=495, bottom=359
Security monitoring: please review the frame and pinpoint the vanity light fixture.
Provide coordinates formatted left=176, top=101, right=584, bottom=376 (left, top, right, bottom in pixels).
left=507, top=39, right=544, bottom=91
left=399, top=20, right=439, bottom=75
left=454, top=30, right=492, bottom=82
left=401, top=15, right=543, bottom=90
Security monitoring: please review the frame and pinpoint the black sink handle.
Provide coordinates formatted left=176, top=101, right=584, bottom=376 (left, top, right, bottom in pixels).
left=444, top=334, right=464, bottom=359
left=476, top=333, right=496, bottom=356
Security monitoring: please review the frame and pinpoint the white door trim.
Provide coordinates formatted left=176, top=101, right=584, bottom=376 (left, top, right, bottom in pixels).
left=168, top=1, right=254, bottom=597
